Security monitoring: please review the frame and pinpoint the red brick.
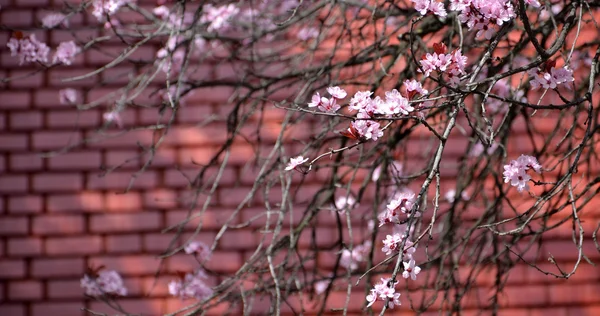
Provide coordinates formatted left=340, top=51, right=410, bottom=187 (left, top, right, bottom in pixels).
left=142, top=147, right=177, bottom=168
left=0, top=217, right=28, bottom=236
left=8, top=196, right=43, bottom=214
left=143, top=190, right=177, bottom=209
left=0, top=91, right=31, bottom=109
left=0, top=10, right=33, bottom=27
left=10, top=153, right=44, bottom=171
left=165, top=208, right=237, bottom=230
left=219, top=230, right=258, bottom=250
left=9, top=111, right=43, bottom=130
left=88, top=255, right=161, bottom=276
left=8, top=281, right=43, bottom=300
left=105, top=234, right=142, bottom=253
left=32, top=131, right=82, bottom=151
left=33, top=173, right=83, bottom=192
left=47, top=110, right=101, bottom=128
left=8, top=238, right=43, bottom=256
left=87, top=171, right=158, bottom=190
left=47, top=280, right=83, bottom=299
left=90, top=212, right=162, bottom=233
left=46, top=236, right=102, bottom=255
left=47, top=151, right=102, bottom=170
left=0, top=260, right=26, bottom=278
left=90, top=298, right=163, bottom=316
left=32, top=258, right=84, bottom=278
left=32, top=215, right=84, bottom=235
left=105, top=150, right=140, bottom=169
left=0, top=305, right=26, bottom=316
left=31, top=302, right=84, bottom=316
left=8, top=70, right=44, bottom=88
left=47, top=192, right=105, bottom=213
left=48, top=68, right=99, bottom=87
left=0, top=134, right=29, bottom=151
left=34, top=90, right=62, bottom=108
left=85, top=129, right=151, bottom=148
left=502, top=285, right=548, bottom=307
left=105, top=192, right=142, bottom=211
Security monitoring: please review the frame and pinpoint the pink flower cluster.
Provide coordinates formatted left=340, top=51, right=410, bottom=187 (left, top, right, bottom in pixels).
left=449, top=0, right=515, bottom=39
left=411, top=0, right=447, bottom=18
left=340, top=241, right=371, bottom=271
left=382, top=234, right=416, bottom=257
left=503, top=155, right=542, bottom=192
left=41, top=12, right=68, bottom=28
left=419, top=43, right=468, bottom=86
left=308, top=86, right=347, bottom=113
left=366, top=278, right=401, bottom=309
left=528, top=61, right=574, bottom=90
left=378, top=191, right=418, bottom=227
left=53, top=41, right=80, bottom=65
left=6, top=33, right=49, bottom=65
left=91, top=0, right=134, bottom=22
left=59, top=88, right=78, bottom=105
left=184, top=241, right=211, bottom=260
left=201, top=4, right=240, bottom=32
left=168, top=270, right=213, bottom=301
left=286, top=155, right=309, bottom=171
left=80, top=269, right=128, bottom=297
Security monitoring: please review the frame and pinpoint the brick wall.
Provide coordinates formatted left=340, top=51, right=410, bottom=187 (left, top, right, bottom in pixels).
left=2, top=1, right=600, bottom=316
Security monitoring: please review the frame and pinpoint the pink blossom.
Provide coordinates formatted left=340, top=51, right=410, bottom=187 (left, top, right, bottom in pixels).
left=201, top=4, right=239, bottom=32
left=411, top=0, right=447, bottom=17
left=286, top=155, right=308, bottom=171
left=445, top=189, right=470, bottom=203
left=327, top=86, right=347, bottom=99
left=81, top=270, right=127, bottom=297
left=348, top=111, right=383, bottom=141
left=502, top=155, right=541, bottom=192
left=168, top=270, right=213, bottom=300
left=152, top=5, right=170, bottom=19
left=340, top=241, right=371, bottom=271
left=308, top=92, right=321, bottom=108
left=366, top=277, right=401, bottom=309
left=53, top=41, right=79, bottom=65
left=41, top=12, right=68, bottom=28
left=7, top=34, right=49, bottom=65
left=529, top=65, right=574, bottom=90
left=334, top=195, right=357, bottom=214
left=59, top=88, right=78, bottom=105
left=404, top=79, right=428, bottom=98
left=92, top=0, right=132, bottom=22
left=184, top=241, right=211, bottom=260
left=348, top=90, right=373, bottom=112
left=318, top=97, right=340, bottom=113
left=402, top=259, right=421, bottom=280
left=524, top=0, right=541, bottom=7
left=297, top=27, right=319, bottom=40
left=380, top=89, right=413, bottom=116
left=381, top=234, right=402, bottom=255
left=103, top=110, right=123, bottom=128
left=372, top=161, right=403, bottom=182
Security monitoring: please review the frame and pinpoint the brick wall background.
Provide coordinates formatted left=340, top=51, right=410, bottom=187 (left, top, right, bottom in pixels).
left=1, top=0, right=600, bottom=315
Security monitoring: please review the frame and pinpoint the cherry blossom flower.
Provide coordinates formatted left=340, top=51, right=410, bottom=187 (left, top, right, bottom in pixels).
left=524, top=0, right=541, bottom=7
left=59, top=88, right=78, bottom=105
left=366, top=277, right=401, bottom=309
left=382, top=234, right=402, bottom=255
left=103, top=110, right=123, bottom=128
left=411, top=0, right=447, bottom=17
left=81, top=269, right=127, bottom=297
left=404, top=79, right=428, bottom=99
left=184, top=241, right=211, bottom=260
left=348, top=91, right=374, bottom=112
left=297, top=27, right=319, bottom=40
left=378, top=89, right=413, bottom=116
left=53, top=41, right=80, bottom=65
left=327, top=86, right=347, bottom=99
left=445, top=189, right=470, bottom=203
left=449, top=0, right=515, bottom=39
left=502, top=155, right=542, bottom=192
left=529, top=64, right=574, bottom=90
left=41, top=12, right=68, bottom=28
left=372, top=161, right=403, bottom=182
left=286, top=155, right=309, bottom=171
left=340, top=241, right=371, bottom=271
left=334, top=195, right=357, bottom=214
left=7, top=33, right=49, bottom=65
left=347, top=112, right=384, bottom=141
left=402, top=259, right=421, bottom=280
left=307, top=92, right=340, bottom=113
left=168, top=270, right=213, bottom=300
left=92, top=0, right=133, bottom=22
left=201, top=4, right=239, bottom=32
left=152, top=5, right=170, bottom=19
